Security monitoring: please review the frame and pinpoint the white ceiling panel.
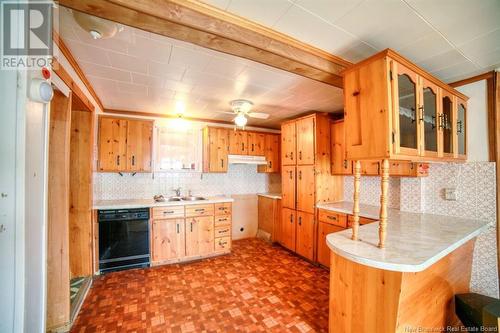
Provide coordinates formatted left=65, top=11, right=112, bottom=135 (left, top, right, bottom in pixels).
left=294, top=0, right=364, bottom=24
left=396, top=32, right=453, bottom=64
left=416, top=49, right=468, bottom=73
left=108, top=52, right=147, bottom=74
left=80, top=61, right=131, bottom=82
left=405, top=0, right=500, bottom=46
left=226, top=0, right=293, bottom=27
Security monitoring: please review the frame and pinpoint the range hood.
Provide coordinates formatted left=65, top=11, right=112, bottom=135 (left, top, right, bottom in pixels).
left=228, top=154, right=267, bottom=165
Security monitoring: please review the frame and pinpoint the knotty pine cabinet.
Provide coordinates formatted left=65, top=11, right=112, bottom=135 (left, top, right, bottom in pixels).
left=203, top=126, right=280, bottom=173
left=257, top=134, right=280, bottom=173
left=151, top=202, right=232, bottom=265
left=331, top=119, right=429, bottom=177
left=279, top=113, right=343, bottom=261
left=98, top=116, right=153, bottom=172
left=344, top=49, right=468, bottom=162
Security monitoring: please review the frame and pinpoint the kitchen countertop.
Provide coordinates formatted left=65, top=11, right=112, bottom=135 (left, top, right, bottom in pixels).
left=323, top=201, right=489, bottom=273
left=93, top=196, right=234, bottom=210
left=257, top=193, right=282, bottom=199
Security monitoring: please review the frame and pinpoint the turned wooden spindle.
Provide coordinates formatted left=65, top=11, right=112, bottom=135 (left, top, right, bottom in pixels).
left=352, top=160, right=361, bottom=240
left=378, top=159, right=390, bottom=248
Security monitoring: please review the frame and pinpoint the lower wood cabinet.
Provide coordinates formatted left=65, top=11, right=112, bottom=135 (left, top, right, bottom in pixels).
left=317, top=222, right=345, bottom=267
left=186, top=216, right=214, bottom=256
left=280, top=208, right=315, bottom=261
left=151, top=203, right=231, bottom=265
left=296, top=212, right=314, bottom=261
left=151, top=218, right=185, bottom=262
left=281, top=208, right=296, bottom=252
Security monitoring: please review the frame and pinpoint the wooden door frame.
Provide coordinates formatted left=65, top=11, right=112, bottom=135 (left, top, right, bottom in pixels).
left=58, top=0, right=350, bottom=88
left=450, top=70, right=500, bottom=283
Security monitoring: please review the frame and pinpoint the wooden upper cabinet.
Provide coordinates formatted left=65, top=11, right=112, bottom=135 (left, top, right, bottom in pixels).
left=98, top=117, right=152, bottom=172
left=344, top=49, right=468, bottom=162
left=248, top=132, right=265, bottom=156
left=331, top=120, right=352, bottom=175
left=126, top=119, right=153, bottom=172
left=228, top=130, right=247, bottom=155
left=203, top=127, right=229, bottom=173
left=258, top=134, right=280, bottom=173
left=296, top=117, right=315, bottom=165
left=296, top=165, right=315, bottom=214
left=281, top=165, right=296, bottom=209
left=281, top=122, right=296, bottom=165
left=456, top=97, right=467, bottom=159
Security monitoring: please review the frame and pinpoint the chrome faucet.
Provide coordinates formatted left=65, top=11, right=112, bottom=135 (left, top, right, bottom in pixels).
left=172, top=187, right=181, bottom=197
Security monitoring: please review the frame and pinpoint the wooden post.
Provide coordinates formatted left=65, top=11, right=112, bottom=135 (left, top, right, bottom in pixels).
left=379, top=159, right=390, bottom=248
left=352, top=160, right=361, bottom=240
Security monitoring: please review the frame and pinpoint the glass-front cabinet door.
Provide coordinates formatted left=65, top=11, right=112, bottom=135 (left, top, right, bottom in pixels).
left=420, top=79, right=439, bottom=157
left=441, top=92, right=454, bottom=157
left=393, top=63, right=419, bottom=156
left=456, top=98, right=467, bottom=158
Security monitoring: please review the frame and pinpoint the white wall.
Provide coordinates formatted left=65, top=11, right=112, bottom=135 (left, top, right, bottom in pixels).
left=456, top=80, right=489, bottom=162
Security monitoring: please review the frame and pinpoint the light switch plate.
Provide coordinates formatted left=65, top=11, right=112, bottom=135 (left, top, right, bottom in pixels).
left=444, top=188, right=457, bottom=201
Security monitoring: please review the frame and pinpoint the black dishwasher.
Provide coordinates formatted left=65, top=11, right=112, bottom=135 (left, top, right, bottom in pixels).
left=98, top=208, right=150, bottom=273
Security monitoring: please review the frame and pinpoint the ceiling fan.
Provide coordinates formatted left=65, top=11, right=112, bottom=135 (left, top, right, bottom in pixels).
left=223, top=99, right=270, bottom=127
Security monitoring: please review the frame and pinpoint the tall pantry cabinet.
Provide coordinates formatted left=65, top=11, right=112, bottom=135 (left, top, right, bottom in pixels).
left=280, top=113, right=343, bottom=261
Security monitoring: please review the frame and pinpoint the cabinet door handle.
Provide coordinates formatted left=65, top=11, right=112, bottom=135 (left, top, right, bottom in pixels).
left=269, top=161, right=272, bottom=169
left=116, top=155, right=120, bottom=166
left=343, top=160, right=348, bottom=169
left=299, top=151, right=302, bottom=160
left=218, top=207, right=225, bottom=210
left=290, top=214, right=293, bottom=223
left=327, top=215, right=337, bottom=221
left=241, top=143, right=244, bottom=151
left=298, top=170, right=302, bottom=180
left=163, top=210, right=174, bottom=214
left=221, top=159, right=224, bottom=168
left=298, top=216, right=302, bottom=226
left=418, top=105, right=424, bottom=122
left=176, top=223, right=180, bottom=234
left=190, top=222, right=193, bottom=232
left=252, top=143, right=255, bottom=151
left=457, top=120, right=463, bottom=134
left=289, top=171, right=293, bottom=179
left=132, top=155, right=135, bottom=166
left=195, top=208, right=205, bottom=212
left=290, top=152, right=293, bottom=160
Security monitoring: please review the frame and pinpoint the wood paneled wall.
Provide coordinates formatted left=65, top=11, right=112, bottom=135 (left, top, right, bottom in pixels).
left=69, top=109, right=94, bottom=278
left=47, top=90, right=72, bottom=330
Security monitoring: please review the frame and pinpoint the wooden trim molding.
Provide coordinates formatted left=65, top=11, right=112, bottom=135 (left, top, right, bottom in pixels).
left=494, top=71, right=500, bottom=282
left=103, top=108, right=279, bottom=129
left=53, top=30, right=104, bottom=111
left=58, top=0, right=351, bottom=88
left=449, top=71, right=495, bottom=88
left=52, top=58, right=95, bottom=112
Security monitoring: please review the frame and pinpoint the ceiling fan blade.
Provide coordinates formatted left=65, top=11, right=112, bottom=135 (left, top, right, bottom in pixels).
left=248, top=112, right=270, bottom=119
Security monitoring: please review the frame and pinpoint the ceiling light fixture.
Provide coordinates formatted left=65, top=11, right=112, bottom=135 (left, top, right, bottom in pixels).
left=73, top=11, right=121, bottom=40
left=175, top=100, right=186, bottom=117
left=234, top=112, right=248, bottom=127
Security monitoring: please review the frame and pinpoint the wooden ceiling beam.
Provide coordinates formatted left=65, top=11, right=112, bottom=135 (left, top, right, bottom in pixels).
left=58, top=0, right=351, bottom=88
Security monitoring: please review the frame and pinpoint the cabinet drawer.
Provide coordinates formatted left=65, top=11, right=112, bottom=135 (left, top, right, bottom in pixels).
left=214, top=202, right=232, bottom=216
left=152, top=206, right=184, bottom=219
left=215, top=237, right=231, bottom=252
left=347, top=215, right=377, bottom=227
left=215, top=225, right=231, bottom=238
left=185, top=204, right=214, bottom=217
left=318, top=209, right=347, bottom=228
left=215, top=215, right=231, bottom=226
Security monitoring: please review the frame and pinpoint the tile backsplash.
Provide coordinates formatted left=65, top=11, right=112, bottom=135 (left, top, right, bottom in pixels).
left=344, top=162, right=498, bottom=298
left=94, top=164, right=281, bottom=200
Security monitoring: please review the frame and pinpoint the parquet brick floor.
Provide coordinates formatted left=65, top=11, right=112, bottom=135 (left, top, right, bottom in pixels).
left=71, top=238, right=330, bottom=333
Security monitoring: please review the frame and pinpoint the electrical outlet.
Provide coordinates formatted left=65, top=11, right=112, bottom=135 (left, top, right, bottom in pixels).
left=444, top=188, right=457, bottom=201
